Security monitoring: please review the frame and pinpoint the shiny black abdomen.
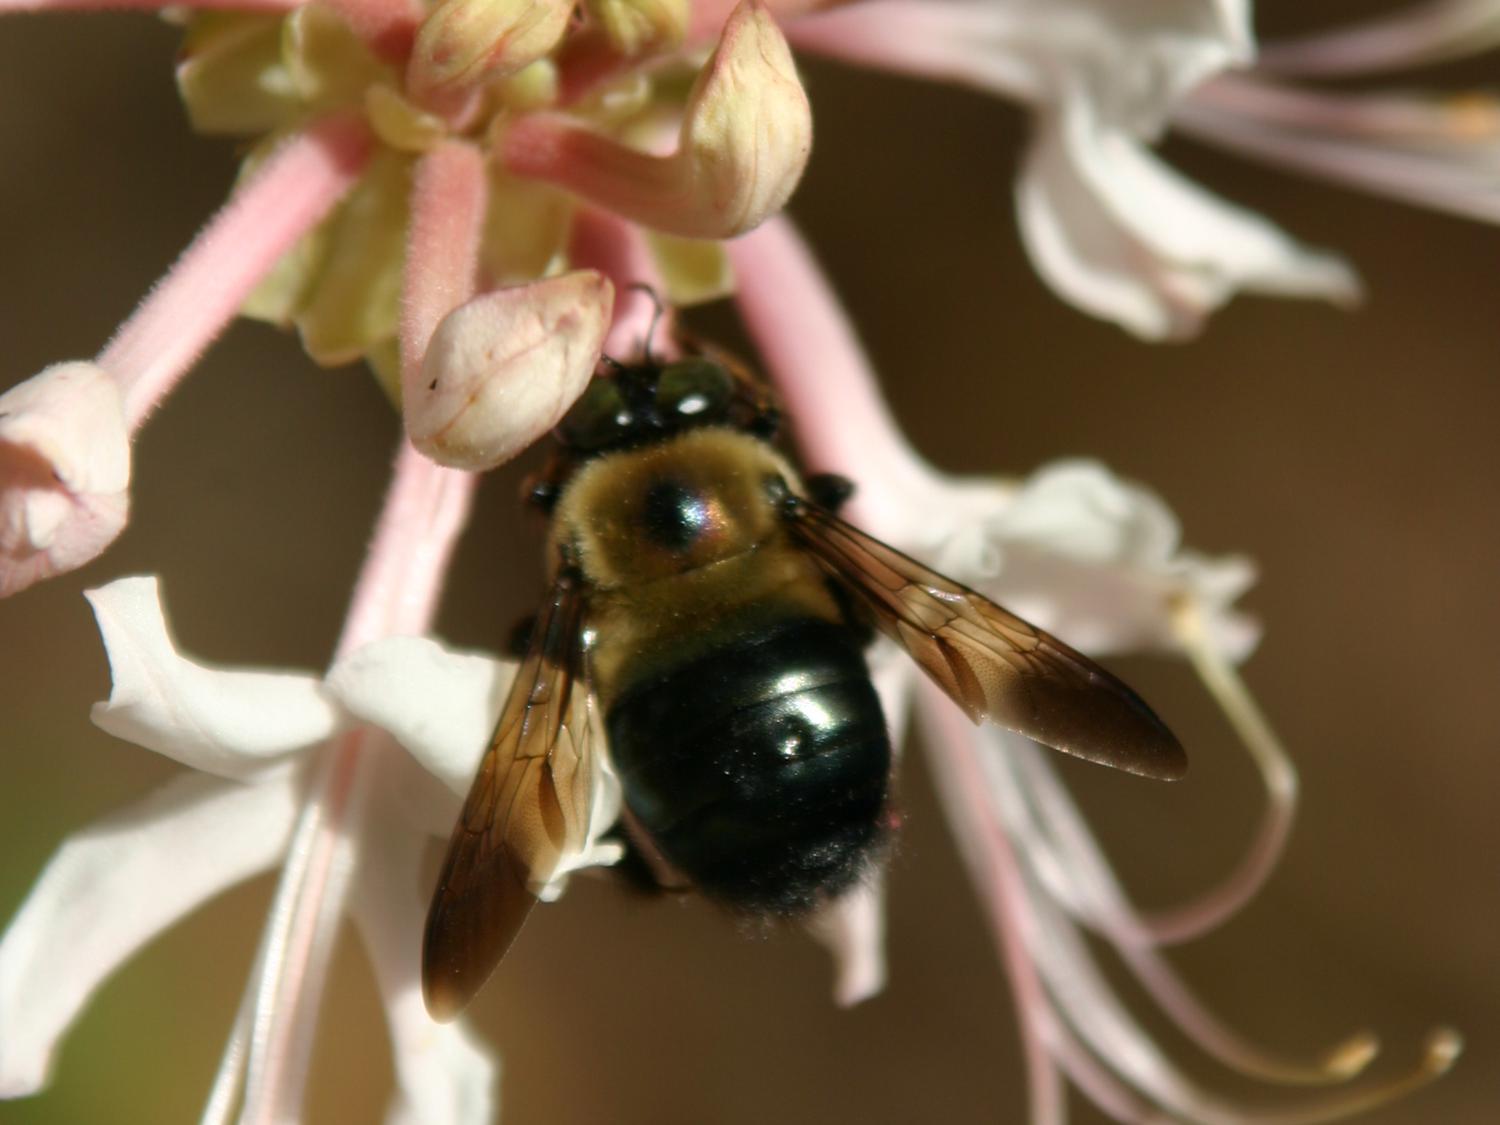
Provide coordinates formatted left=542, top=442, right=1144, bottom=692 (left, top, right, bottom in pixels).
left=605, top=617, right=890, bottom=915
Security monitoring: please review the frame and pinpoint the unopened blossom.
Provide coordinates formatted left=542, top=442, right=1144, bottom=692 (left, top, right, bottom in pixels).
left=0, top=363, right=129, bottom=597
left=786, top=0, right=1500, bottom=338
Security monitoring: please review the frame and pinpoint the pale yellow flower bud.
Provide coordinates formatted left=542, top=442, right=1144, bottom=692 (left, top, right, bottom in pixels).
left=677, top=0, right=810, bottom=234
left=408, top=0, right=574, bottom=114
left=406, top=272, right=614, bottom=470
left=586, top=0, right=689, bottom=56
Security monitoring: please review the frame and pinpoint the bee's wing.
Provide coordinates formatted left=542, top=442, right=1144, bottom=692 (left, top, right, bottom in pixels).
left=422, top=571, right=597, bottom=1021
left=785, top=500, right=1187, bottom=781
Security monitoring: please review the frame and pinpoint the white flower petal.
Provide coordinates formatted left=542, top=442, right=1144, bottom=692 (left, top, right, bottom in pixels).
left=1018, top=93, right=1360, bottom=339
left=909, top=460, right=1257, bottom=660
left=326, top=636, right=513, bottom=800
left=806, top=876, right=888, bottom=1008
left=86, top=577, right=340, bottom=779
left=0, top=771, right=301, bottom=1096
left=0, top=362, right=131, bottom=597
left=349, top=785, right=498, bottom=1125
left=791, top=0, right=1252, bottom=135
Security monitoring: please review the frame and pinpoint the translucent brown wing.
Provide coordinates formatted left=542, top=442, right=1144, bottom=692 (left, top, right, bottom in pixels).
left=422, top=570, right=597, bottom=1021
left=784, top=499, right=1187, bottom=781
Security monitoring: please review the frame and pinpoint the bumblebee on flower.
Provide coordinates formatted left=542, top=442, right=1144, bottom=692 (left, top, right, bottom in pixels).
left=0, top=1, right=1485, bottom=1123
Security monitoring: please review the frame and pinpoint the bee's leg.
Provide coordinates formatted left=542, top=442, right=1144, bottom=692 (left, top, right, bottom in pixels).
left=806, top=473, right=856, bottom=513
left=602, top=828, right=694, bottom=899
left=505, top=613, right=537, bottom=657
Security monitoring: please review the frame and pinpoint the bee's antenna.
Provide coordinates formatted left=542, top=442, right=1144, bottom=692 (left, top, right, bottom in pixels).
left=624, top=282, right=666, bottom=364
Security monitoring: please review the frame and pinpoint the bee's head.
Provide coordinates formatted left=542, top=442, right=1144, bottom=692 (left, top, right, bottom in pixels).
left=553, top=356, right=761, bottom=456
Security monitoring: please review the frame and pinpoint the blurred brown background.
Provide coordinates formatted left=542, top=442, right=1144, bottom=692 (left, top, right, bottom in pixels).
left=1, top=4, right=1496, bottom=1123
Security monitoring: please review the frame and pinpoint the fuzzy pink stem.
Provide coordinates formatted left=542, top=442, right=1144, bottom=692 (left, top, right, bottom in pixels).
left=569, top=208, right=665, bottom=359
left=98, top=113, right=372, bottom=431
left=238, top=445, right=475, bottom=1125
left=729, top=215, right=933, bottom=533
left=400, top=141, right=488, bottom=395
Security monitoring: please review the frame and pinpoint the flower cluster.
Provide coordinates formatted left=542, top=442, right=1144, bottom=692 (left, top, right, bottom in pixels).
left=0, top=0, right=1482, bottom=1122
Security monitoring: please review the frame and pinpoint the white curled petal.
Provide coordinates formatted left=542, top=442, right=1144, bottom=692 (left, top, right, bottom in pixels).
left=86, top=577, right=340, bottom=779
left=0, top=770, right=301, bottom=1096
left=0, top=362, right=131, bottom=597
left=1018, top=95, right=1359, bottom=340
left=327, top=636, right=514, bottom=799
left=534, top=745, right=625, bottom=902
left=806, top=875, right=888, bottom=1008
left=350, top=783, right=498, bottom=1125
left=926, top=461, right=1258, bottom=660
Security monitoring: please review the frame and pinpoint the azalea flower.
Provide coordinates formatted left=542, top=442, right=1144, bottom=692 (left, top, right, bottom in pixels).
left=785, top=0, right=1500, bottom=338
left=0, top=1, right=1466, bottom=1123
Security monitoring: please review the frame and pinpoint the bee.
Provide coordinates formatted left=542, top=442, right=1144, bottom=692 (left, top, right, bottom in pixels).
left=422, top=340, right=1185, bottom=1021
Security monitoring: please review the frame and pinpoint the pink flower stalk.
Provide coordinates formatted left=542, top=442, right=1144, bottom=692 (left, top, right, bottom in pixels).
left=0, top=115, right=371, bottom=596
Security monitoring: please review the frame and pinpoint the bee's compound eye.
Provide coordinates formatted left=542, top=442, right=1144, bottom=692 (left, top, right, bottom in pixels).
left=557, top=378, right=630, bottom=450
left=655, top=359, right=733, bottom=421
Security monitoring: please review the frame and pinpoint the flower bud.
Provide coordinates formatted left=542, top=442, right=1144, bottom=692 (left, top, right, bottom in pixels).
left=0, top=362, right=130, bottom=598
left=586, top=0, right=689, bottom=56
left=408, top=0, right=574, bottom=114
left=503, top=1, right=811, bottom=238
left=406, top=272, right=613, bottom=470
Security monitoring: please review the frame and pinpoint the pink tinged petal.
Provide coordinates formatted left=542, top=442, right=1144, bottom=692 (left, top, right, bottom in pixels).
left=959, top=460, right=1259, bottom=659
left=805, top=877, right=887, bottom=1008
left=327, top=637, right=512, bottom=802
left=1019, top=92, right=1361, bottom=339
left=349, top=785, right=497, bottom=1125
left=410, top=273, right=614, bottom=470
left=788, top=0, right=1252, bottom=136
left=0, top=362, right=129, bottom=598
left=407, top=0, right=574, bottom=114
left=85, top=577, right=341, bottom=780
left=331, top=635, right=624, bottom=894
left=504, top=1, right=811, bottom=238
left=97, top=113, right=373, bottom=430
left=1176, top=77, right=1500, bottom=226
left=0, top=771, right=301, bottom=1097
left=1259, top=0, right=1500, bottom=77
